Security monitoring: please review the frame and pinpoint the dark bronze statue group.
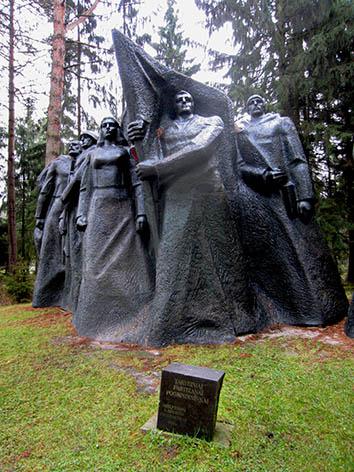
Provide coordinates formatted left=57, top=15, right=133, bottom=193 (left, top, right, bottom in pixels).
left=32, top=31, right=349, bottom=346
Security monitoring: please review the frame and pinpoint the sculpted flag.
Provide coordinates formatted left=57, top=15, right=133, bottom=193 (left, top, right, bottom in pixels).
left=111, top=29, right=237, bottom=191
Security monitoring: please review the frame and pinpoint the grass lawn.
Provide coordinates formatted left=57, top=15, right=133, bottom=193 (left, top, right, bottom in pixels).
left=0, top=304, right=353, bottom=472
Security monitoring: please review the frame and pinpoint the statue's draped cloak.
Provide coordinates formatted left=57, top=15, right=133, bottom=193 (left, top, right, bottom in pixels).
left=236, top=113, right=348, bottom=325
left=144, top=114, right=265, bottom=345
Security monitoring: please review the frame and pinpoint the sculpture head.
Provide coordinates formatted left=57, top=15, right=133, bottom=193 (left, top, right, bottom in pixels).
left=246, top=94, right=266, bottom=119
left=68, top=140, right=82, bottom=158
left=98, top=117, right=127, bottom=146
left=174, top=90, right=194, bottom=118
left=80, top=131, right=98, bottom=150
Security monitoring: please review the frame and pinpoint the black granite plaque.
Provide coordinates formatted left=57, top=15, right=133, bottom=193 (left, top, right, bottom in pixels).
left=157, top=362, right=225, bottom=440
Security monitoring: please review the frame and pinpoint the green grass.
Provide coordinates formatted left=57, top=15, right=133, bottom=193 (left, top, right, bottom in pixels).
left=0, top=305, right=353, bottom=472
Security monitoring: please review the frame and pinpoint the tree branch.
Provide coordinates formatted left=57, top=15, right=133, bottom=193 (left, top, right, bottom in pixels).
left=64, top=58, right=105, bottom=69
left=66, top=38, right=112, bottom=53
left=66, top=0, right=101, bottom=32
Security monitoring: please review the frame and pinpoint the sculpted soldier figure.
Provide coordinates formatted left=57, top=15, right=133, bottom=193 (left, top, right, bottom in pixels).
left=128, top=90, right=265, bottom=345
left=60, top=130, right=98, bottom=311
left=235, top=95, right=348, bottom=325
left=33, top=140, right=81, bottom=307
left=61, top=130, right=98, bottom=208
left=237, top=95, right=314, bottom=222
left=73, top=117, right=154, bottom=340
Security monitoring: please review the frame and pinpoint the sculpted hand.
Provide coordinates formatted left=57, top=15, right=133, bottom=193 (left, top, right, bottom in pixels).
left=136, top=160, right=157, bottom=180
left=264, top=168, right=287, bottom=188
left=34, top=227, right=43, bottom=254
left=76, top=216, right=87, bottom=232
left=136, top=215, right=148, bottom=234
left=58, top=218, right=66, bottom=235
left=127, top=119, right=147, bottom=142
left=298, top=200, right=314, bottom=224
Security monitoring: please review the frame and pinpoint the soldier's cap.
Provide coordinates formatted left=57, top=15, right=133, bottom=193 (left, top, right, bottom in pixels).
left=246, top=94, right=265, bottom=107
left=80, top=130, right=98, bottom=142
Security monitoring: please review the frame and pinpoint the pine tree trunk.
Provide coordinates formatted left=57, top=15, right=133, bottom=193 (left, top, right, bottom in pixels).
left=7, top=0, right=17, bottom=272
left=45, top=0, right=66, bottom=166
left=77, top=18, right=81, bottom=136
left=21, top=176, right=26, bottom=259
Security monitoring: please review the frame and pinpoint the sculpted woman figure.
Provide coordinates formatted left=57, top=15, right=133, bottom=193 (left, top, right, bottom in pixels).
left=74, top=117, right=154, bottom=340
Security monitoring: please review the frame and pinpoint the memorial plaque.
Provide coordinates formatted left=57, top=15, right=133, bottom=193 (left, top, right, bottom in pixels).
left=157, top=362, right=225, bottom=440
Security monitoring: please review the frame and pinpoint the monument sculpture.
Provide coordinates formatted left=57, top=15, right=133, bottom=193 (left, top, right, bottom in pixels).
left=72, top=116, right=154, bottom=341
left=32, top=31, right=348, bottom=346
left=345, top=294, right=354, bottom=338
left=235, top=95, right=348, bottom=326
left=127, top=89, right=265, bottom=345
left=33, top=140, right=81, bottom=307
left=61, top=130, right=98, bottom=311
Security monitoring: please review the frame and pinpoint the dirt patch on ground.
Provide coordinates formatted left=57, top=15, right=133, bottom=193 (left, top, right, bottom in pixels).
left=13, top=309, right=349, bottom=392
left=15, top=310, right=72, bottom=328
left=159, top=443, right=181, bottom=460
left=3, top=307, right=79, bottom=337
left=50, top=317, right=354, bottom=357
left=109, top=363, right=161, bottom=394
left=237, top=319, right=354, bottom=358
left=52, top=334, right=91, bottom=347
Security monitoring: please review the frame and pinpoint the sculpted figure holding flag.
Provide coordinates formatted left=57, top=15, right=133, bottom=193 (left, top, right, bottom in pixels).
left=114, top=30, right=266, bottom=345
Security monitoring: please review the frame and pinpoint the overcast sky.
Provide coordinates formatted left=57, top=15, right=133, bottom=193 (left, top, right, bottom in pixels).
left=0, top=0, right=235, bottom=132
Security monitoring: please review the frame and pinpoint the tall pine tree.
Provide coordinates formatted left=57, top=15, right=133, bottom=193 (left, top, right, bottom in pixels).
left=152, top=0, right=200, bottom=76
left=0, top=0, right=42, bottom=271
left=15, top=99, right=46, bottom=263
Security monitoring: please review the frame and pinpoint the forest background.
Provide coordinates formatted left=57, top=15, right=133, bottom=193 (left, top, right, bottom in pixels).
left=0, top=0, right=353, bottom=302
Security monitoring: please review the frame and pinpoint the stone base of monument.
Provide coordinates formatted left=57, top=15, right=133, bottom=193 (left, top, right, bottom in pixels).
left=141, top=362, right=232, bottom=445
left=141, top=413, right=234, bottom=447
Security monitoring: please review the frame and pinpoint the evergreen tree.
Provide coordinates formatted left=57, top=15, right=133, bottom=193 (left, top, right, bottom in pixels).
left=0, top=0, right=41, bottom=271
left=196, top=0, right=354, bottom=280
left=15, top=99, right=46, bottom=263
left=118, top=0, right=151, bottom=45
left=152, top=0, right=200, bottom=76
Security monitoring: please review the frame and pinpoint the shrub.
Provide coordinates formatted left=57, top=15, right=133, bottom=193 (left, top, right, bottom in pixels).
left=0, top=273, right=14, bottom=305
left=4, top=261, right=35, bottom=303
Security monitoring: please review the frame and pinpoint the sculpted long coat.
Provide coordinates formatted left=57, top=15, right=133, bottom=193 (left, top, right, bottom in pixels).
left=235, top=113, right=348, bottom=325
left=33, top=155, right=72, bottom=307
left=143, top=113, right=265, bottom=346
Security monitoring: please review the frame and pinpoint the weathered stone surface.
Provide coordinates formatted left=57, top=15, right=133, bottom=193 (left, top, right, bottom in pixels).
left=157, top=363, right=225, bottom=440
left=345, top=293, right=354, bottom=338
